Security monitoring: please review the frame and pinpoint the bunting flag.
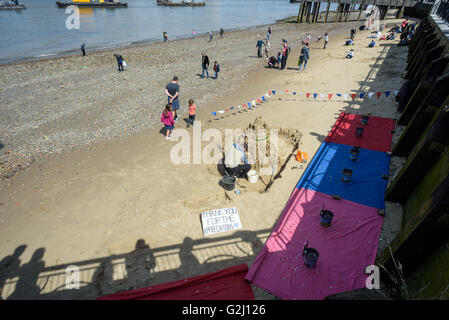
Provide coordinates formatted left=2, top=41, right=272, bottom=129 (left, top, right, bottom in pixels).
left=209, top=88, right=397, bottom=116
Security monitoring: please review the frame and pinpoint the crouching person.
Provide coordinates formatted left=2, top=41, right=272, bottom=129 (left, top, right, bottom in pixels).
left=224, top=142, right=251, bottom=178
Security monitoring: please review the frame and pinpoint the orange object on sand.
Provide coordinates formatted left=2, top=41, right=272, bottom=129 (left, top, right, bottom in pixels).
left=296, top=150, right=308, bottom=162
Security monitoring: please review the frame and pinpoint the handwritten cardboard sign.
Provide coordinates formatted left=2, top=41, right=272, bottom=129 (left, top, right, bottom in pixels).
left=201, top=207, right=242, bottom=236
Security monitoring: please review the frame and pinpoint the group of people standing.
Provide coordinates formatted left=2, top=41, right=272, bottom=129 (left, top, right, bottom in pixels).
left=161, top=76, right=198, bottom=140
left=201, top=53, right=220, bottom=79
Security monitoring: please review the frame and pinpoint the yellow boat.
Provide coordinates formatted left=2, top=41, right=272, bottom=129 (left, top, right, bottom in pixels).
left=56, top=0, right=128, bottom=8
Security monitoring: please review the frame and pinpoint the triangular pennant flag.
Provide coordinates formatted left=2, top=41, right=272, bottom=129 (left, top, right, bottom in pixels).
left=377, top=92, right=382, bottom=99
left=359, top=93, right=365, bottom=99
left=328, top=94, right=333, bottom=100
left=306, top=93, right=311, bottom=99
left=351, top=93, right=357, bottom=100
left=272, top=90, right=276, bottom=95
left=211, top=112, right=217, bottom=116
left=343, top=93, right=349, bottom=100
left=252, top=101, right=256, bottom=106
left=336, top=93, right=341, bottom=97
left=368, top=92, right=374, bottom=99
left=262, top=96, right=266, bottom=101
left=247, top=103, right=251, bottom=108
left=257, top=99, right=260, bottom=103
left=385, top=91, right=391, bottom=98
left=238, top=105, right=241, bottom=109
left=313, top=93, right=318, bottom=99
left=269, top=91, right=272, bottom=95
left=293, top=92, right=296, bottom=95
left=218, top=110, right=225, bottom=114
left=285, top=89, right=289, bottom=93
left=394, top=90, right=399, bottom=96
left=320, top=94, right=325, bottom=100
left=230, top=107, right=234, bottom=110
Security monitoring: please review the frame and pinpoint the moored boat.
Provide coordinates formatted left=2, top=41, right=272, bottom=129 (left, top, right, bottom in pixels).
left=56, top=0, right=128, bottom=8
left=0, top=1, right=26, bottom=9
left=156, top=0, right=205, bottom=7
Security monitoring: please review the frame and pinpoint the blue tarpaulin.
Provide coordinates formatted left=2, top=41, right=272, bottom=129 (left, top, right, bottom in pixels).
left=295, top=142, right=390, bottom=209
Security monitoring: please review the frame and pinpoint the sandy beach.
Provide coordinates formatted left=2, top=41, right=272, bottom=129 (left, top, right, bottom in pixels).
left=0, top=18, right=408, bottom=299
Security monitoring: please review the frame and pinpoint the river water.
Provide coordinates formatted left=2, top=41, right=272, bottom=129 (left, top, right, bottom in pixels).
left=1, top=0, right=343, bottom=64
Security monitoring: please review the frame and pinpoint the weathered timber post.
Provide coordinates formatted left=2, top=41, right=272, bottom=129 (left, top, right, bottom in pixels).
left=335, top=1, right=342, bottom=22
left=394, top=74, right=449, bottom=157
left=297, top=0, right=305, bottom=23
left=399, top=52, right=448, bottom=127
left=357, top=0, right=365, bottom=21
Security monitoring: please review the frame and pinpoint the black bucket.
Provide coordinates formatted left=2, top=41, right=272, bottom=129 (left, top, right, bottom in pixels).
left=361, top=115, right=369, bottom=126
left=320, top=209, right=334, bottom=227
left=221, top=175, right=236, bottom=191
left=349, top=146, right=360, bottom=161
left=355, top=126, right=364, bottom=137
left=303, top=247, right=319, bottom=268
left=342, top=168, right=353, bottom=183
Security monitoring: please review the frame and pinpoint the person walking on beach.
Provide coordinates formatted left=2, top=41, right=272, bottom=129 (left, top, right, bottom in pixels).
left=280, top=41, right=289, bottom=70
left=161, top=104, right=175, bottom=140
left=276, top=52, right=282, bottom=69
left=201, top=53, right=210, bottom=78
left=114, top=54, right=124, bottom=72
left=209, top=30, right=213, bottom=42
left=220, top=27, right=224, bottom=39
left=264, top=40, right=271, bottom=59
left=187, top=99, right=196, bottom=128
left=81, top=43, right=86, bottom=56
left=192, top=29, right=196, bottom=39
left=165, top=76, right=180, bottom=121
left=163, top=32, right=168, bottom=42
left=213, top=61, right=220, bottom=79
left=298, top=43, right=309, bottom=71
left=267, top=27, right=271, bottom=40
left=323, top=33, right=329, bottom=49
left=256, top=37, right=266, bottom=58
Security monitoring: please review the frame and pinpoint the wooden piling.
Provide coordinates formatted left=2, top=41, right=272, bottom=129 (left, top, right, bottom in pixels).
left=324, top=1, right=331, bottom=23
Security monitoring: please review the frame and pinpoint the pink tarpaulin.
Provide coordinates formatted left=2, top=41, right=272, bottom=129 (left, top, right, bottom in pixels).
left=245, top=188, right=383, bottom=300
left=98, top=264, right=254, bottom=300
left=324, top=112, right=396, bottom=152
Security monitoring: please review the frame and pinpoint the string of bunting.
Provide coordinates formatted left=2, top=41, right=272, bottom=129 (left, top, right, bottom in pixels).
left=210, top=89, right=399, bottom=116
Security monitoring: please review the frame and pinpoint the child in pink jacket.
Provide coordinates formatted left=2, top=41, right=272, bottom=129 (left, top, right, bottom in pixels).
left=161, top=104, right=175, bottom=140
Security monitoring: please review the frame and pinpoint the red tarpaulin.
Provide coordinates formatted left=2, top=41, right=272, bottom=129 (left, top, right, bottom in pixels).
left=324, top=112, right=396, bottom=152
left=97, top=264, right=254, bottom=300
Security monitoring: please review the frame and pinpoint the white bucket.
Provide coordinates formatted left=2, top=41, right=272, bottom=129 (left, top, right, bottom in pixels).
left=247, top=170, right=258, bottom=183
